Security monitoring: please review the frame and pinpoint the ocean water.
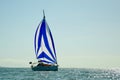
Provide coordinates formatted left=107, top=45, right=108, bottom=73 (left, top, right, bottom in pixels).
left=0, top=68, right=120, bottom=80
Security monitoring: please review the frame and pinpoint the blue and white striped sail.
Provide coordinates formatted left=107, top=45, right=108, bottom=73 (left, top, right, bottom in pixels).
left=34, top=15, right=57, bottom=64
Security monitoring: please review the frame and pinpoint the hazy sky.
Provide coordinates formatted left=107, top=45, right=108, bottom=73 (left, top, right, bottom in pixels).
left=0, top=0, right=120, bottom=68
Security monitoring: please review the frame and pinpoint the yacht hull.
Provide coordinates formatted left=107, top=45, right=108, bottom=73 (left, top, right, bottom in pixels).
left=31, top=65, right=58, bottom=71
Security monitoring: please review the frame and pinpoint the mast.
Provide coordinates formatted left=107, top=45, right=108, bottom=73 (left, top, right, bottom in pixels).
left=43, top=10, right=45, bottom=19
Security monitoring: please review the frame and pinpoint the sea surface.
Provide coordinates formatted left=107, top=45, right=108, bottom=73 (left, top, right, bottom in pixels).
left=0, top=68, right=120, bottom=80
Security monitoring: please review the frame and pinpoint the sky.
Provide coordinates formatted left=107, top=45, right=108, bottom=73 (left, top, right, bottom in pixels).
left=0, top=0, right=120, bottom=68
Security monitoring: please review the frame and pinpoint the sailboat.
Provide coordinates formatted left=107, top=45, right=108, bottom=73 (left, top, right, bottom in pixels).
left=29, top=11, right=58, bottom=71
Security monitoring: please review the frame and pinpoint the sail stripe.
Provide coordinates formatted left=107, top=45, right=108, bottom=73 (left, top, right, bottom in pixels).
left=34, top=24, right=40, bottom=54
left=41, top=60, right=54, bottom=64
left=43, top=34, right=56, bottom=61
left=37, top=35, right=55, bottom=62
left=38, top=57, right=54, bottom=64
left=37, top=20, right=45, bottom=54
left=34, top=21, right=42, bottom=55
left=43, top=22, right=56, bottom=60
left=38, top=52, right=55, bottom=63
left=48, top=27, right=57, bottom=58
left=43, top=35, right=55, bottom=61
left=46, top=24, right=56, bottom=60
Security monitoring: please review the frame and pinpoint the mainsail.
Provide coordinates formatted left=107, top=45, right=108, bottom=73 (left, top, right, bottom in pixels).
left=34, top=12, right=57, bottom=65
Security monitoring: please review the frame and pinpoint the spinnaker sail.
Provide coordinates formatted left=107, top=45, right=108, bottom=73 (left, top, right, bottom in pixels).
left=34, top=12, right=57, bottom=65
